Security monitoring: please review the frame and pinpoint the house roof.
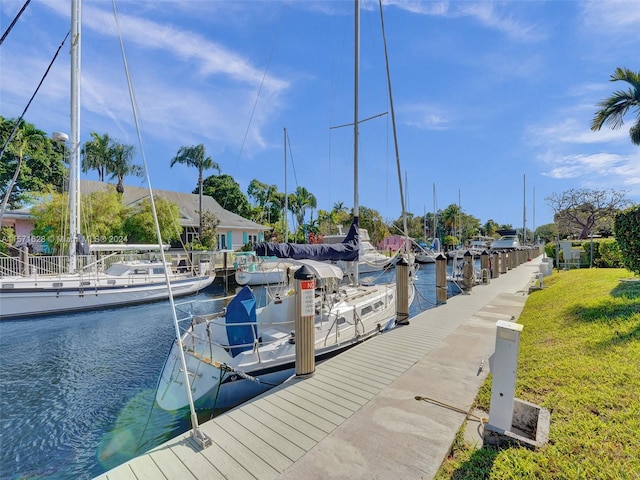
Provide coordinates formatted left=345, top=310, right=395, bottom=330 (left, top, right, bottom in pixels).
left=80, top=180, right=269, bottom=232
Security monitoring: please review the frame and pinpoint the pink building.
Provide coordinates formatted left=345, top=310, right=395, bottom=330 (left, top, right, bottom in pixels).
left=378, top=235, right=409, bottom=252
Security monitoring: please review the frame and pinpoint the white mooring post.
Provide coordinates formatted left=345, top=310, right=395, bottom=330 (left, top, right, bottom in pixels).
left=488, top=320, right=523, bottom=431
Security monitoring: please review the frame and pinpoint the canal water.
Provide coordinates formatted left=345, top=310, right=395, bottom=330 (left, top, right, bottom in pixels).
left=0, top=263, right=455, bottom=479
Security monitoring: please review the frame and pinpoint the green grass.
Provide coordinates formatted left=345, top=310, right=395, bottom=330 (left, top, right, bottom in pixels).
left=436, top=268, right=640, bottom=480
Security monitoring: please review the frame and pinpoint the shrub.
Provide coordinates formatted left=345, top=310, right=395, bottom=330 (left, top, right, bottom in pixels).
left=614, top=205, right=640, bottom=275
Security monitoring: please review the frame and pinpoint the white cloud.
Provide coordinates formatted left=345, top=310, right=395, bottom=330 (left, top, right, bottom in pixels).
left=581, top=0, right=640, bottom=30
left=402, top=103, right=451, bottom=130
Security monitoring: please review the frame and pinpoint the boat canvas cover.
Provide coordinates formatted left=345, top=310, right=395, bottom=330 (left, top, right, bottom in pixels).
left=255, top=222, right=359, bottom=261
left=226, top=286, right=258, bottom=357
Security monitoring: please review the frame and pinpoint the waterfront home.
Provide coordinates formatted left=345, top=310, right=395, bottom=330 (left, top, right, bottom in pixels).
left=1, top=180, right=269, bottom=252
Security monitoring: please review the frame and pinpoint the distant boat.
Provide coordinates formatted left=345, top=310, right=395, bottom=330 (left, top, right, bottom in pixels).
left=0, top=0, right=214, bottom=319
left=323, top=226, right=396, bottom=275
left=233, top=251, right=293, bottom=286
left=467, top=236, right=494, bottom=256
left=492, top=229, right=521, bottom=250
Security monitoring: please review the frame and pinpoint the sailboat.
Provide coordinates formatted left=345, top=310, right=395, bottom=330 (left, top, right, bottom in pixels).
left=0, top=0, right=214, bottom=320
left=155, top=0, right=414, bottom=412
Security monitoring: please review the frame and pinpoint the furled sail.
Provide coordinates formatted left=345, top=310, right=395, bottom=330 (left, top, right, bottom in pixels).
left=254, top=221, right=359, bottom=262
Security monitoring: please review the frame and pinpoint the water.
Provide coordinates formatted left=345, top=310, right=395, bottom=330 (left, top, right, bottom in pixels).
left=0, top=263, right=454, bottom=479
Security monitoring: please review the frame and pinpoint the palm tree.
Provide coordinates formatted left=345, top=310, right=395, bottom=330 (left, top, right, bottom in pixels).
left=591, top=67, right=640, bottom=146
left=289, top=186, right=317, bottom=239
left=0, top=121, right=44, bottom=220
left=108, top=142, right=143, bottom=194
left=170, top=144, right=220, bottom=237
left=82, top=132, right=112, bottom=181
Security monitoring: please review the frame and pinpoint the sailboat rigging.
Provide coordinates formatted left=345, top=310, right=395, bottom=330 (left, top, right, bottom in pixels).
left=154, top=0, right=414, bottom=414
left=0, top=0, right=215, bottom=320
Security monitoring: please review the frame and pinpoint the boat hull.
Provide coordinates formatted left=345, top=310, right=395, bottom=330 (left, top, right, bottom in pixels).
left=0, top=275, right=214, bottom=319
left=155, top=281, right=410, bottom=412
left=235, top=267, right=288, bottom=286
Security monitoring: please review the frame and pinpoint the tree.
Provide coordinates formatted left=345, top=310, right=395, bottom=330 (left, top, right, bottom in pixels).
left=122, top=196, right=182, bottom=244
left=201, top=174, right=251, bottom=218
left=358, top=206, right=389, bottom=246
left=109, top=142, right=143, bottom=195
left=170, top=144, right=220, bottom=237
left=613, top=205, right=640, bottom=275
left=82, top=132, right=112, bottom=181
left=30, top=187, right=129, bottom=254
left=288, top=186, right=317, bottom=236
left=1, top=118, right=67, bottom=220
left=0, top=120, right=46, bottom=219
left=534, top=223, right=558, bottom=243
left=247, top=179, right=281, bottom=225
left=546, top=188, right=630, bottom=239
left=591, top=67, right=640, bottom=146
left=483, top=219, right=500, bottom=237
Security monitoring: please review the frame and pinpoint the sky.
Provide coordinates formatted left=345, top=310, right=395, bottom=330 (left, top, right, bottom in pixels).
left=2, top=0, right=639, bottom=232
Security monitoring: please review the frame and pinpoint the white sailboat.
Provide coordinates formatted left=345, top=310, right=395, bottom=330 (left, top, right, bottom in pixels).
left=0, top=0, right=214, bottom=320
left=155, top=0, right=414, bottom=412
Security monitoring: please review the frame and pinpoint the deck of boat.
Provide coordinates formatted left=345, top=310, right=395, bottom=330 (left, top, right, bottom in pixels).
left=95, top=255, right=543, bottom=480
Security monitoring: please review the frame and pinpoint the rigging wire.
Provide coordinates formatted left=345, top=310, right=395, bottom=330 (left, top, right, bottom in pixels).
left=110, top=0, right=210, bottom=447
left=0, top=0, right=31, bottom=46
left=0, top=30, right=70, bottom=223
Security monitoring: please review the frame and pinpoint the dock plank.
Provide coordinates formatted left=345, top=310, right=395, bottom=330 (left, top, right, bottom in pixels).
left=250, top=399, right=328, bottom=442
left=261, top=395, right=337, bottom=433
left=148, top=449, right=198, bottom=480
left=215, top=414, right=295, bottom=471
left=292, top=379, right=365, bottom=411
left=234, top=404, right=317, bottom=451
left=227, top=408, right=308, bottom=460
left=202, top=421, right=280, bottom=479
left=319, top=362, right=392, bottom=389
left=315, top=366, right=386, bottom=394
left=166, top=436, right=225, bottom=480
left=307, top=372, right=380, bottom=402
left=122, top=455, right=166, bottom=480
left=279, top=384, right=354, bottom=418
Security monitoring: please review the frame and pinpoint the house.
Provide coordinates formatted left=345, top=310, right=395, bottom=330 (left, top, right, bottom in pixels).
left=378, top=235, right=410, bottom=252
left=1, top=180, right=270, bottom=251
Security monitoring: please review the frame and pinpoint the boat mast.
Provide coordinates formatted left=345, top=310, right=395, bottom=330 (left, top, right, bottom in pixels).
left=352, top=0, right=360, bottom=282
left=69, top=0, right=82, bottom=273
left=522, top=174, right=527, bottom=245
left=284, top=127, right=288, bottom=243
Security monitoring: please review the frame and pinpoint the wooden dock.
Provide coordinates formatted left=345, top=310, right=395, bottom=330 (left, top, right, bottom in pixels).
left=96, top=256, right=543, bottom=480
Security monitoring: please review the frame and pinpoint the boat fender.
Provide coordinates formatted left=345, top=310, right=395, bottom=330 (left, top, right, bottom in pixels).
left=288, top=331, right=295, bottom=344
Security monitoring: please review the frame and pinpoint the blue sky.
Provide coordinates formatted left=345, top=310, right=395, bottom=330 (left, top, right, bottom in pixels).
left=2, top=0, right=639, bottom=231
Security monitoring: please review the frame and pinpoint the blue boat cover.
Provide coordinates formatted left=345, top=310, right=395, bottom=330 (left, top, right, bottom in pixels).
left=254, top=221, right=360, bottom=261
left=226, top=286, right=258, bottom=357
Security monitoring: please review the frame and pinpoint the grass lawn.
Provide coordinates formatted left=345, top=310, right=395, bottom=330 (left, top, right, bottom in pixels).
left=436, top=268, right=640, bottom=480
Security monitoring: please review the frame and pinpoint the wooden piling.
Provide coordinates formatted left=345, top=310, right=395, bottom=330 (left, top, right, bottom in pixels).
left=462, top=250, right=473, bottom=292
left=480, top=250, right=490, bottom=284
left=436, top=253, right=447, bottom=304
left=294, top=265, right=316, bottom=378
left=396, top=256, right=410, bottom=325
left=492, top=251, right=500, bottom=279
